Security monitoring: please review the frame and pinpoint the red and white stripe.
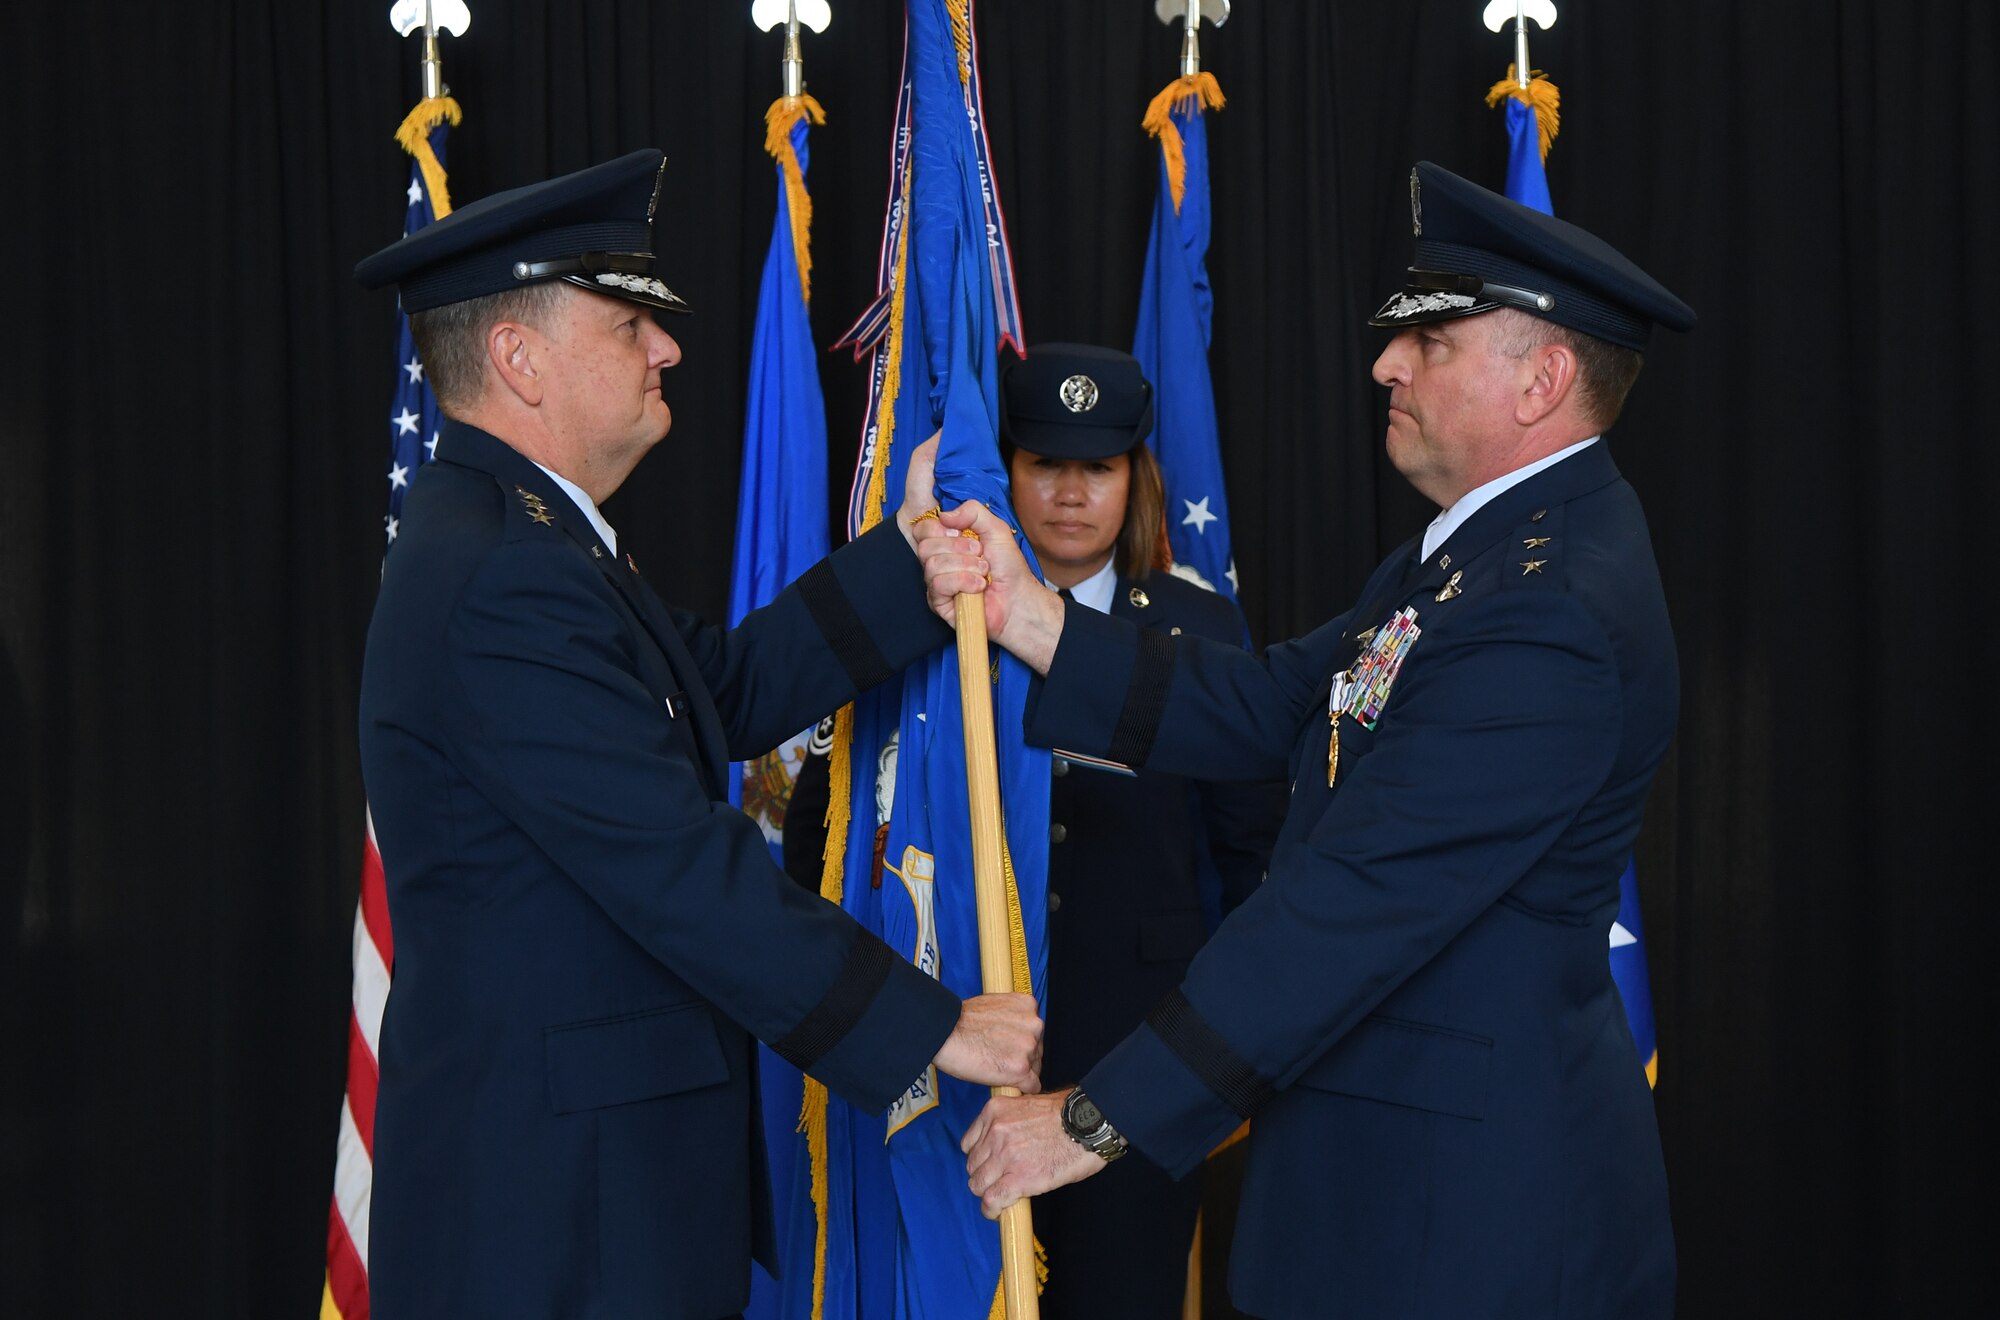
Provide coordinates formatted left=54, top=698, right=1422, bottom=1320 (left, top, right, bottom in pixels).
left=325, top=812, right=393, bottom=1320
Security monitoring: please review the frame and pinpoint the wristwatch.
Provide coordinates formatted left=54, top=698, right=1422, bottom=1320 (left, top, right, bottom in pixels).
left=1060, top=1087, right=1129, bottom=1163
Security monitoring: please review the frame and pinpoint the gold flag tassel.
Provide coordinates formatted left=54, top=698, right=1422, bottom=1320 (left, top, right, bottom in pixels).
left=799, top=152, right=916, bottom=1320
left=1141, top=72, right=1226, bottom=214
left=1483, top=65, right=1561, bottom=163
left=763, top=93, right=828, bottom=303
left=393, top=96, right=464, bottom=218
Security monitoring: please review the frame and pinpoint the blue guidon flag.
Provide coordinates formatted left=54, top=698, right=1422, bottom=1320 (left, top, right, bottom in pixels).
left=807, top=4, right=1048, bottom=1317
left=732, top=92, right=835, bottom=1320
left=1134, top=69, right=1245, bottom=630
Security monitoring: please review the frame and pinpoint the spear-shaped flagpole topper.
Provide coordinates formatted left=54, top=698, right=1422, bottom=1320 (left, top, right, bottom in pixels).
left=390, top=0, right=472, bottom=99
left=1483, top=0, right=1558, bottom=88
left=1156, top=0, right=1231, bottom=77
left=752, top=0, right=832, bottom=98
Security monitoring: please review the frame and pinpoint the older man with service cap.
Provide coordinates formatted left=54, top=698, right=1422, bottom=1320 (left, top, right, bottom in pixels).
left=351, top=150, right=1041, bottom=1320
left=926, top=161, right=1695, bottom=1318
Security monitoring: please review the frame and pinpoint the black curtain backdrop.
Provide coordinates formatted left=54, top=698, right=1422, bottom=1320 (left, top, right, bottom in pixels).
left=2, top=3, right=1991, bottom=1316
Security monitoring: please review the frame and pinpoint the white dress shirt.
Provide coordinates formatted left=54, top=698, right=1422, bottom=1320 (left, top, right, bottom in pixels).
left=533, top=461, right=618, bottom=559
left=1054, top=556, right=1119, bottom=615
left=1420, top=436, right=1600, bottom=561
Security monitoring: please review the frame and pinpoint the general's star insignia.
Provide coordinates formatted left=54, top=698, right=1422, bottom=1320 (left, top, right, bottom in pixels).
left=1524, top=536, right=1552, bottom=549
left=515, top=485, right=555, bottom=525
left=1520, top=559, right=1547, bottom=575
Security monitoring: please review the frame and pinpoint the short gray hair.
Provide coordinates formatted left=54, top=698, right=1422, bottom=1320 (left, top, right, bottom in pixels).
left=407, top=281, right=568, bottom=411
left=1486, top=308, right=1645, bottom=431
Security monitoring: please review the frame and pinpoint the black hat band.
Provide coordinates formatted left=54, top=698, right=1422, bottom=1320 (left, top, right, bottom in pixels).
left=1408, top=268, right=1555, bottom=315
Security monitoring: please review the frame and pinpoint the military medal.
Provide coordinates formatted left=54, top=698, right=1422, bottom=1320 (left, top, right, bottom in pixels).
left=1343, top=608, right=1422, bottom=729
left=1328, top=686, right=1343, bottom=786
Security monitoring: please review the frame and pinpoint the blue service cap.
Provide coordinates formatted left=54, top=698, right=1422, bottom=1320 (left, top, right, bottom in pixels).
left=1369, top=161, right=1694, bottom=350
left=354, top=148, right=691, bottom=315
left=1000, top=344, right=1155, bottom=460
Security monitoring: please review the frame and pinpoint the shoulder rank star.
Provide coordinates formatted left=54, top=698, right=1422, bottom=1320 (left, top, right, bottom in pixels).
left=514, top=485, right=556, bottom=526
left=1520, top=559, right=1547, bottom=575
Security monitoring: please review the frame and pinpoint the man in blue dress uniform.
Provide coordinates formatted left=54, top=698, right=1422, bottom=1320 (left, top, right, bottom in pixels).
left=351, top=150, right=1041, bottom=1320
left=928, top=162, right=1695, bottom=1319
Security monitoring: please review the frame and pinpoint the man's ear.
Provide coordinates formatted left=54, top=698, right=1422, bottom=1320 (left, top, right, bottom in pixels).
left=489, top=323, right=544, bottom=407
left=1517, top=341, right=1578, bottom=427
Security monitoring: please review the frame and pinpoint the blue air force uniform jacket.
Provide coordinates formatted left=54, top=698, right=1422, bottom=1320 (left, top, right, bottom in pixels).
left=1035, top=572, right=1286, bottom=1320
left=1028, top=442, right=1678, bottom=1319
left=359, top=421, right=959, bottom=1320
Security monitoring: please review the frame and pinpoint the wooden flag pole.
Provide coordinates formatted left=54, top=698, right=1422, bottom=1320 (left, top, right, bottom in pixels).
left=953, top=587, right=1040, bottom=1320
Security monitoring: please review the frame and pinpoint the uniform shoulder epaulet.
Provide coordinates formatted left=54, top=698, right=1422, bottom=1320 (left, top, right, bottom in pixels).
left=1501, top=503, right=1567, bottom=591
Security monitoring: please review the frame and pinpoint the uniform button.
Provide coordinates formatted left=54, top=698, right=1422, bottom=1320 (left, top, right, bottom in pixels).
left=1052, top=758, right=1070, bottom=778
left=1048, top=891, right=1063, bottom=913
left=1050, top=822, right=1068, bottom=844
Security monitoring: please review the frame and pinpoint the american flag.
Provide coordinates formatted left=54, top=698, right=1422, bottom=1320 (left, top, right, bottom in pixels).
left=323, top=114, right=451, bottom=1320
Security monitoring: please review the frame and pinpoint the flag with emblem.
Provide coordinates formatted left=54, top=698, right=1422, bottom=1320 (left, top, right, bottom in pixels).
left=732, top=89, right=835, bottom=1320
left=1133, top=69, right=1245, bottom=629
left=1487, top=54, right=1658, bottom=1086
left=322, top=93, right=460, bottom=1320
left=801, top=3, right=1049, bottom=1316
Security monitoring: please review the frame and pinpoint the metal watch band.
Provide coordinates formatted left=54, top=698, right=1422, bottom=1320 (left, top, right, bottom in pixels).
left=1061, top=1087, right=1130, bottom=1163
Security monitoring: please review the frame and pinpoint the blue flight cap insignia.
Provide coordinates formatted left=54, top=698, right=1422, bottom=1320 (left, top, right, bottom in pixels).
left=1370, top=161, right=1694, bottom=350
left=355, top=148, right=692, bottom=316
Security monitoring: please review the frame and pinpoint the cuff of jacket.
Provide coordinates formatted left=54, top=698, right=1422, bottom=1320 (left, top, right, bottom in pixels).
left=800, top=522, right=956, bottom=693
left=1024, top=604, right=1175, bottom=769
left=1080, top=995, right=1271, bottom=1180
left=780, top=928, right=962, bottom=1114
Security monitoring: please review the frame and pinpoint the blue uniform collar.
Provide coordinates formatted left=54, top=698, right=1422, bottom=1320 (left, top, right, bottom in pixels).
left=1412, top=439, right=1623, bottom=588
left=433, top=418, right=619, bottom=566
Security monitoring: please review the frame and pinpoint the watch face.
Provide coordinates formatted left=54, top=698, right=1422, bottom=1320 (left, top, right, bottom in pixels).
left=1071, top=1095, right=1103, bottom=1130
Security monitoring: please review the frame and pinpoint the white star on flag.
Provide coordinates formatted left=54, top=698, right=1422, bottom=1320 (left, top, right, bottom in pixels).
left=1181, top=495, right=1219, bottom=534
left=386, top=514, right=399, bottom=541
left=388, top=463, right=411, bottom=489
left=407, top=177, right=423, bottom=207
left=1226, top=560, right=1240, bottom=592
left=425, top=432, right=440, bottom=460
left=1609, top=922, right=1638, bottom=949
left=393, top=407, right=421, bottom=436
left=403, top=357, right=424, bottom=384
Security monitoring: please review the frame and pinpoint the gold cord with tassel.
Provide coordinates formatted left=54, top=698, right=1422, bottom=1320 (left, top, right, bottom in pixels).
left=1484, top=65, right=1561, bottom=163
left=1141, top=72, right=1225, bottom=214
left=394, top=97, right=463, bottom=218
left=763, top=94, right=828, bottom=303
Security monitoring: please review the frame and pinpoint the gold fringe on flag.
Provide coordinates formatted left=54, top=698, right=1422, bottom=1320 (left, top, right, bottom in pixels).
left=764, top=94, right=829, bottom=303
left=801, top=154, right=919, bottom=1320
left=947, top=0, right=973, bottom=85
left=394, top=96, right=464, bottom=218
left=1484, top=65, right=1561, bottom=163
left=1142, top=72, right=1226, bottom=215
left=988, top=1234, right=1050, bottom=1319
